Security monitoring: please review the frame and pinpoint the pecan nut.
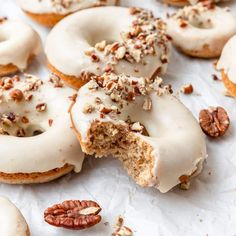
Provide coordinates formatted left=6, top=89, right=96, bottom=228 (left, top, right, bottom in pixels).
left=44, top=200, right=102, bottom=230
left=199, top=106, right=230, bottom=138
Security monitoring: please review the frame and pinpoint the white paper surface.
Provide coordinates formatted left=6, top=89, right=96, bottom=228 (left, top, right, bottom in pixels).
left=1, top=0, right=236, bottom=235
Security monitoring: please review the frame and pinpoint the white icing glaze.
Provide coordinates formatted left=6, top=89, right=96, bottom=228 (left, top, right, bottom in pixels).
left=71, top=75, right=207, bottom=193
left=217, top=35, right=236, bottom=84
left=45, top=7, right=171, bottom=79
left=17, top=0, right=117, bottom=14
left=0, top=19, right=41, bottom=70
left=0, top=75, right=84, bottom=173
left=166, top=3, right=236, bottom=53
left=0, top=197, right=28, bottom=236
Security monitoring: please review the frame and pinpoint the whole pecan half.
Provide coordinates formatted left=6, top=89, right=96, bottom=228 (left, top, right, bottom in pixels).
left=44, top=200, right=102, bottom=230
left=199, top=106, right=230, bottom=138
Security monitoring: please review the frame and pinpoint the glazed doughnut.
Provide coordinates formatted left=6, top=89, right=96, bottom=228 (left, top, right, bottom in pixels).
left=166, top=2, right=236, bottom=58
left=0, top=74, right=84, bottom=184
left=0, top=18, right=41, bottom=77
left=0, top=197, right=30, bottom=236
left=217, top=35, right=236, bottom=97
left=70, top=73, right=207, bottom=193
left=16, top=0, right=119, bottom=27
left=163, top=0, right=230, bottom=7
left=45, top=7, right=171, bottom=89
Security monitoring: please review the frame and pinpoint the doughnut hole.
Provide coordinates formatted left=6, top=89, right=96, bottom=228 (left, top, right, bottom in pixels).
left=187, top=15, right=214, bottom=29
left=78, top=20, right=124, bottom=47
left=0, top=111, right=49, bottom=138
left=26, top=124, right=45, bottom=137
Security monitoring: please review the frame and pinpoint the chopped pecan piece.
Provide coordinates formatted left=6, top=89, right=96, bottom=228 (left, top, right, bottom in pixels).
left=48, top=119, right=53, bottom=127
left=0, top=17, right=7, bottom=24
left=143, top=97, right=152, bottom=111
left=131, top=122, right=143, bottom=132
left=181, top=84, right=193, bottom=94
left=44, top=200, right=102, bottom=230
left=16, top=128, right=25, bottom=137
left=91, top=53, right=100, bottom=63
left=95, top=40, right=106, bottom=51
left=112, top=216, right=133, bottom=236
left=100, top=105, right=112, bottom=114
left=180, top=21, right=188, bottom=28
left=212, top=74, right=219, bottom=81
left=179, top=175, right=190, bottom=190
left=36, top=103, right=47, bottom=112
left=83, top=105, right=95, bottom=114
left=112, top=226, right=133, bottom=236
left=9, top=89, right=24, bottom=102
left=49, top=74, right=64, bottom=88
left=199, top=106, right=230, bottom=138
left=21, top=116, right=29, bottom=124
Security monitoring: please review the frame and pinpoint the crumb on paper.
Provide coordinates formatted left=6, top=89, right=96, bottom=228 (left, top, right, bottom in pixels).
left=112, top=216, right=133, bottom=236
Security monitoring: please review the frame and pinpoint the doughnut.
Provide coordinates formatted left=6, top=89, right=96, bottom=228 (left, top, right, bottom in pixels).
left=70, top=73, right=207, bottom=193
left=166, top=2, right=236, bottom=58
left=16, top=0, right=119, bottom=27
left=163, top=0, right=230, bottom=7
left=0, top=74, right=84, bottom=184
left=0, top=18, right=41, bottom=77
left=217, top=35, right=236, bottom=97
left=0, top=197, right=30, bottom=236
left=45, top=7, right=171, bottom=89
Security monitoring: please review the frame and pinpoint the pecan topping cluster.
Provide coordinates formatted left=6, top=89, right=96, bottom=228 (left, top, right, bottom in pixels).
left=170, top=1, right=216, bottom=29
left=82, top=73, right=172, bottom=122
left=84, top=7, right=170, bottom=74
left=50, top=0, right=109, bottom=13
left=44, top=200, right=102, bottom=230
left=0, top=74, right=63, bottom=137
left=199, top=106, right=230, bottom=138
left=51, top=0, right=78, bottom=12
left=0, top=112, right=29, bottom=137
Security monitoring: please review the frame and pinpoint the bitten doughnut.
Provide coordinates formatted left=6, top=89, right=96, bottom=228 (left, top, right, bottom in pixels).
left=0, top=197, right=30, bottom=236
left=70, top=73, right=207, bottom=193
left=45, top=7, right=171, bottom=89
left=0, top=74, right=84, bottom=184
left=163, top=0, right=230, bottom=7
left=16, top=0, right=119, bottom=27
left=166, top=2, right=236, bottom=58
left=217, top=35, right=236, bottom=97
left=0, top=18, right=41, bottom=77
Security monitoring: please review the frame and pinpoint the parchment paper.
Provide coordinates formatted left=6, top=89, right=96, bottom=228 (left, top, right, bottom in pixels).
left=1, top=0, right=236, bottom=235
